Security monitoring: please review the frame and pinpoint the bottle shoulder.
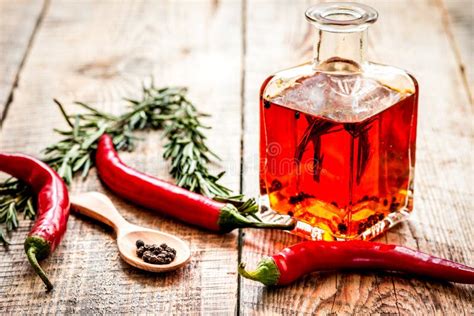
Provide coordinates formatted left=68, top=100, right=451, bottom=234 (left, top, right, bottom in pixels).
left=261, top=62, right=418, bottom=122
left=262, top=62, right=417, bottom=99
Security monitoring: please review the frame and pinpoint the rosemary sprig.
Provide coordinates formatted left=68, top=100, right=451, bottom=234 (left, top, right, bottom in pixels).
left=0, top=179, right=35, bottom=243
left=0, top=82, right=256, bottom=243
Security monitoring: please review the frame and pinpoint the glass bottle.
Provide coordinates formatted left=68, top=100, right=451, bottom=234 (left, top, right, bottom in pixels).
left=259, top=3, right=418, bottom=240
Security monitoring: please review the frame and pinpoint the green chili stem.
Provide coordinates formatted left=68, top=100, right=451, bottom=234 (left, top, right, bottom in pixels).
left=218, top=204, right=296, bottom=232
left=238, top=258, right=281, bottom=286
left=245, top=221, right=296, bottom=230
left=26, top=247, right=53, bottom=291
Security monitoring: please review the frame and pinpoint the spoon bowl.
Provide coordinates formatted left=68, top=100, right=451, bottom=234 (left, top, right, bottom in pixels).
left=118, top=229, right=191, bottom=272
left=71, top=191, right=191, bottom=273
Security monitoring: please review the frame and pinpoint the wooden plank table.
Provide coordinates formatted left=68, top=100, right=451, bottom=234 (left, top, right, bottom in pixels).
left=0, top=0, right=472, bottom=314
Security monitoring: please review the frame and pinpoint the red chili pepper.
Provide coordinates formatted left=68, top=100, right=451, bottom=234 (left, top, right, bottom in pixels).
left=239, top=240, right=474, bottom=285
left=95, top=134, right=294, bottom=232
left=0, top=153, right=70, bottom=291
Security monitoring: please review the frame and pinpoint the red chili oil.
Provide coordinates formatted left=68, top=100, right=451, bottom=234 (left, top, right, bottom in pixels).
left=259, top=74, right=418, bottom=239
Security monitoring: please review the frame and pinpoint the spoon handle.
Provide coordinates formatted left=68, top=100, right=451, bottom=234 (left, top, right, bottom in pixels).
left=71, top=191, right=130, bottom=232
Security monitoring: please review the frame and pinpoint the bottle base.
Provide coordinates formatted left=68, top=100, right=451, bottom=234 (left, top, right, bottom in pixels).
left=258, top=195, right=410, bottom=241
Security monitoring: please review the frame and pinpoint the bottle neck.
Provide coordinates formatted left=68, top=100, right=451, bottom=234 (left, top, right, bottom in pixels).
left=313, top=29, right=368, bottom=73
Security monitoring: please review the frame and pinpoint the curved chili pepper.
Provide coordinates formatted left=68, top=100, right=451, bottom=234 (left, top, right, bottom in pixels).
left=239, top=240, right=474, bottom=285
left=0, top=153, right=70, bottom=291
left=95, top=134, right=294, bottom=232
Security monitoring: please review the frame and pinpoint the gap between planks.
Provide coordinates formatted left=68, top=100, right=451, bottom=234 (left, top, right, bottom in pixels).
left=0, top=0, right=50, bottom=125
left=236, top=0, right=248, bottom=314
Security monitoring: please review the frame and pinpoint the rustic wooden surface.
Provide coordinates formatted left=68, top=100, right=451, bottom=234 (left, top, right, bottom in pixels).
left=0, top=0, right=472, bottom=315
left=242, top=0, right=474, bottom=314
left=0, top=0, right=45, bottom=121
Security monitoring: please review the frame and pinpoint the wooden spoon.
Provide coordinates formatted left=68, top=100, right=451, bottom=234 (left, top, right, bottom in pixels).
left=71, top=191, right=191, bottom=272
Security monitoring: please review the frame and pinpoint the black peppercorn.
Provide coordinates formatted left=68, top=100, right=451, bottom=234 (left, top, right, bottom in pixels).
left=142, top=251, right=153, bottom=263
left=136, top=240, right=145, bottom=248
left=338, top=223, right=348, bottom=234
left=137, top=247, right=145, bottom=258
left=390, top=202, right=400, bottom=212
left=136, top=240, right=176, bottom=265
left=270, top=179, right=282, bottom=192
left=144, top=244, right=153, bottom=251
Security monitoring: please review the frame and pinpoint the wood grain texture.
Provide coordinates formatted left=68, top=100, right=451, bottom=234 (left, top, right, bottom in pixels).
left=0, top=0, right=45, bottom=121
left=0, top=0, right=473, bottom=314
left=0, top=0, right=242, bottom=314
left=442, top=0, right=473, bottom=100
left=240, top=0, right=474, bottom=315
